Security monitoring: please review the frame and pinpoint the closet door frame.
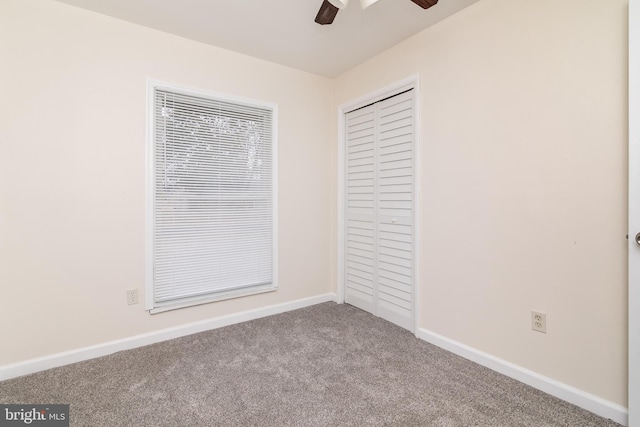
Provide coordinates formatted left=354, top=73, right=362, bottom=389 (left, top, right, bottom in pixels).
left=337, top=75, right=420, bottom=334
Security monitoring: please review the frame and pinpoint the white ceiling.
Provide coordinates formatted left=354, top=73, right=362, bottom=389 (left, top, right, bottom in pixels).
left=53, top=0, right=479, bottom=77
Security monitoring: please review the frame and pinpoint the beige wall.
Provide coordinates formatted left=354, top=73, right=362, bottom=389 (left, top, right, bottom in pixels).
left=0, top=0, right=629, bottom=410
left=334, top=0, right=628, bottom=406
left=0, top=0, right=334, bottom=365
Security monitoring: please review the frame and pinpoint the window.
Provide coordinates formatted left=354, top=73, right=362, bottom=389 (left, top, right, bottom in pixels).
left=146, top=82, right=277, bottom=313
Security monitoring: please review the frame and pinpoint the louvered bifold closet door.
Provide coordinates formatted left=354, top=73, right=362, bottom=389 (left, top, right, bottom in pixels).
left=376, top=90, right=414, bottom=330
left=344, top=89, right=414, bottom=331
left=345, top=104, right=377, bottom=314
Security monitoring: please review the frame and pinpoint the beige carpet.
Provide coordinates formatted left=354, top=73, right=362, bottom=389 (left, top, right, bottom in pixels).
left=0, top=302, right=621, bottom=426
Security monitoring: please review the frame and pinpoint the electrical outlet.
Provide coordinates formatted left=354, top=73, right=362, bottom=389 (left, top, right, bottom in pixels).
left=126, top=288, right=139, bottom=305
left=531, top=310, right=546, bottom=333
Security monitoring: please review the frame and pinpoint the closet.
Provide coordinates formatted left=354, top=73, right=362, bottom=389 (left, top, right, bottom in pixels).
left=344, top=89, right=415, bottom=331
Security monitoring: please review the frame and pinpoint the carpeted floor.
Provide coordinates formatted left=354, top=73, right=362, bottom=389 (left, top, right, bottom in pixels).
left=0, top=302, right=622, bottom=426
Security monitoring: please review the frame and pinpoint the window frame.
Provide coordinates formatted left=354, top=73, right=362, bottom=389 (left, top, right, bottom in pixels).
left=145, top=80, right=278, bottom=313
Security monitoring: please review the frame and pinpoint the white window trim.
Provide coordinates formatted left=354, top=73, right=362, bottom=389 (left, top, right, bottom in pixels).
left=145, top=80, right=278, bottom=314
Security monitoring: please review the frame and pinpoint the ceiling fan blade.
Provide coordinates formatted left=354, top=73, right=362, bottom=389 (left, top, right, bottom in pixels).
left=410, top=0, right=438, bottom=9
left=315, top=0, right=339, bottom=25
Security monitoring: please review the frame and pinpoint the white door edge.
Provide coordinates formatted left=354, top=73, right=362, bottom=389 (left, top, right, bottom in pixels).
left=629, top=1, right=639, bottom=425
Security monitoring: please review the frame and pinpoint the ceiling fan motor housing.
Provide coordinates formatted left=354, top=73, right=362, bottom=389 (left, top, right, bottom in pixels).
left=410, top=0, right=439, bottom=8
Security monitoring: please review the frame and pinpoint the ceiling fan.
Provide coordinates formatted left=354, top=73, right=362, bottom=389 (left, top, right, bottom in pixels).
left=315, top=0, right=438, bottom=25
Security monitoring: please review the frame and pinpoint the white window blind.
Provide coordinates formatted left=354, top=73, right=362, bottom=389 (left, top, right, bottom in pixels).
left=148, top=84, right=276, bottom=312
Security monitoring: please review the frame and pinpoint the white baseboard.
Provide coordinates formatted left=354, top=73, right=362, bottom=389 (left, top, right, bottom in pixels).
left=0, top=293, right=337, bottom=382
left=416, top=328, right=628, bottom=426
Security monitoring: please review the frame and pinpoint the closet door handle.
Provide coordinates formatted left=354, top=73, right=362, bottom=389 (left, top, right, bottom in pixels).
left=635, top=232, right=640, bottom=246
